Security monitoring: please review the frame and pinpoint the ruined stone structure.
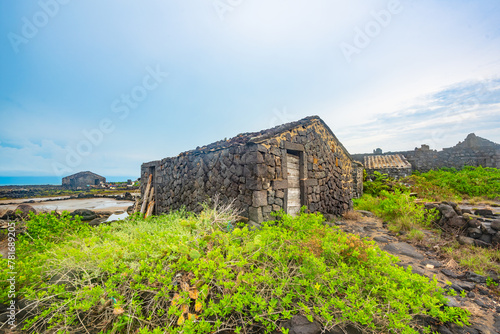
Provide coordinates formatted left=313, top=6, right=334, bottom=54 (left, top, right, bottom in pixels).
left=62, top=171, right=106, bottom=189
left=141, top=116, right=359, bottom=224
left=353, top=133, right=500, bottom=174
left=364, top=154, right=412, bottom=179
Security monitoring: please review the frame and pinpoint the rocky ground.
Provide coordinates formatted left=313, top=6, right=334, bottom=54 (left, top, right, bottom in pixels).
left=323, top=209, right=500, bottom=334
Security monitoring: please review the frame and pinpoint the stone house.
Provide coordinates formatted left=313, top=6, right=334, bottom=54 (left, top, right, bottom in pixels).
left=62, top=171, right=106, bottom=189
left=141, top=116, right=359, bottom=224
left=363, top=154, right=412, bottom=179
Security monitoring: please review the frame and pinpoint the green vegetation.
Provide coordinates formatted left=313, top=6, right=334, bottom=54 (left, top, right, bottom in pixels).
left=363, top=166, right=500, bottom=201
left=2, top=207, right=468, bottom=333
left=356, top=166, right=500, bottom=276
left=409, top=166, right=500, bottom=201
left=442, top=241, right=500, bottom=276
left=354, top=190, right=438, bottom=233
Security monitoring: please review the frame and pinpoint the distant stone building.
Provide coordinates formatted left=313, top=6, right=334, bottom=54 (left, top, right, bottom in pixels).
left=353, top=133, right=500, bottom=175
left=364, top=154, right=412, bottom=179
left=62, top=171, right=106, bottom=189
left=141, top=116, right=360, bottom=224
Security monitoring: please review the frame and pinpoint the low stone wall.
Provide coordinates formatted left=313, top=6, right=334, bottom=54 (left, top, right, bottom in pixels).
left=427, top=202, right=500, bottom=248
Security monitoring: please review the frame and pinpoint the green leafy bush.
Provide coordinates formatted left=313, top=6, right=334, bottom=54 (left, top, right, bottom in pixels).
left=4, top=209, right=468, bottom=333
left=353, top=190, right=438, bottom=232
left=408, top=166, right=500, bottom=200
left=364, top=171, right=409, bottom=196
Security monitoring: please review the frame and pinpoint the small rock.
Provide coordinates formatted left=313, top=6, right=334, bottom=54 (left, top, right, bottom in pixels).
left=468, top=219, right=482, bottom=228
left=437, top=325, right=454, bottom=334
left=282, top=315, right=321, bottom=334
left=439, top=204, right=457, bottom=219
left=473, top=239, right=490, bottom=248
left=445, top=296, right=460, bottom=307
left=465, top=271, right=487, bottom=284
left=441, top=269, right=459, bottom=278
left=467, top=227, right=482, bottom=239
left=475, top=209, right=494, bottom=217
left=70, top=209, right=97, bottom=221
left=479, top=234, right=492, bottom=244
left=456, top=281, right=475, bottom=291
left=421, top=259, right=443, bottom=268
left=373, top=236, right=389, bottom=243
left=491, top=220, right=500, bottom=231
left=468, top=291, right=476, bottom=298
left=355, top=210, right=374, bottom=217
left=474, top=298, right=488, bottom=308
left=88, top=217, right=107, bottom=226
left=457, top=235, right=475, bottom=246
left=325, top=324, right=364, bottom=334
left=447, top=215, right=467, bottom=227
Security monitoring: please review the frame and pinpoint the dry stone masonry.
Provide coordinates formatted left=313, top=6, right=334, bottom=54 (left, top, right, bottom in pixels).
left=62, top=171, right=106, bottom=189
left=141, top=116, right=359, bottom=224
left=353, top=133, right=500, bottom=176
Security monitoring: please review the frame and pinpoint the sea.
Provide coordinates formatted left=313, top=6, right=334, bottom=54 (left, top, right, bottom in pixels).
left=0, top=176, right=138, bottom=186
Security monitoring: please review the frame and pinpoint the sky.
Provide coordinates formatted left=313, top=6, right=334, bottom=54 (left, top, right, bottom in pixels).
left=0, top=0, right=499, bottom=180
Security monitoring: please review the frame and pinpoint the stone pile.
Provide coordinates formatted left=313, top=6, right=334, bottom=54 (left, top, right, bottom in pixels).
left=425, top=202, right=500, bottom=247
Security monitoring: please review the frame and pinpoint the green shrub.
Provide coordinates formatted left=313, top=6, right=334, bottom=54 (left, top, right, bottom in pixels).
left=363, top=171, right=409, bottom=196
left=408, top=166, right=500, bottom=200
left=353, top=190, right=438, bottom=232
left=4, top=209, right=468, bottom=333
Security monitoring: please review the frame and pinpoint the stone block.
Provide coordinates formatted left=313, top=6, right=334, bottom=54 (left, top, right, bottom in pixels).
left=304, top=179, right=318, bottom=186
left=249, top=206, right=263, bottom=223
left=246, top=178, right=262, bottom=190
left=273, top=179, right=287, bottom=189
left=244, top=151, right=264, bottom=164
left=253, top=190, right=268, bottom=207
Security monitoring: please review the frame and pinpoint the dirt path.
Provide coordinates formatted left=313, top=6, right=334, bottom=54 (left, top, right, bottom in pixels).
left=338, top=211, right=500, bottom=333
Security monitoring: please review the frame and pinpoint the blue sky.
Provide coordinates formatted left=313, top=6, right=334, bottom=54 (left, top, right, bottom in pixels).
left=0, top=0, right=499, bottom=178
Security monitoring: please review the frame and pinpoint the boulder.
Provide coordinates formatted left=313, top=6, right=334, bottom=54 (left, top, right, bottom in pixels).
left=70, top=209, right=97, bottom=221
left=15, top=204, right=36, bottom=218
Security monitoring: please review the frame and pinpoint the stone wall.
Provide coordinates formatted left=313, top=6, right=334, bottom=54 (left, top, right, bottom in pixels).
left=353, top=134, right=500, bottom=174
left=141, top=117, right=355, bottom=223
